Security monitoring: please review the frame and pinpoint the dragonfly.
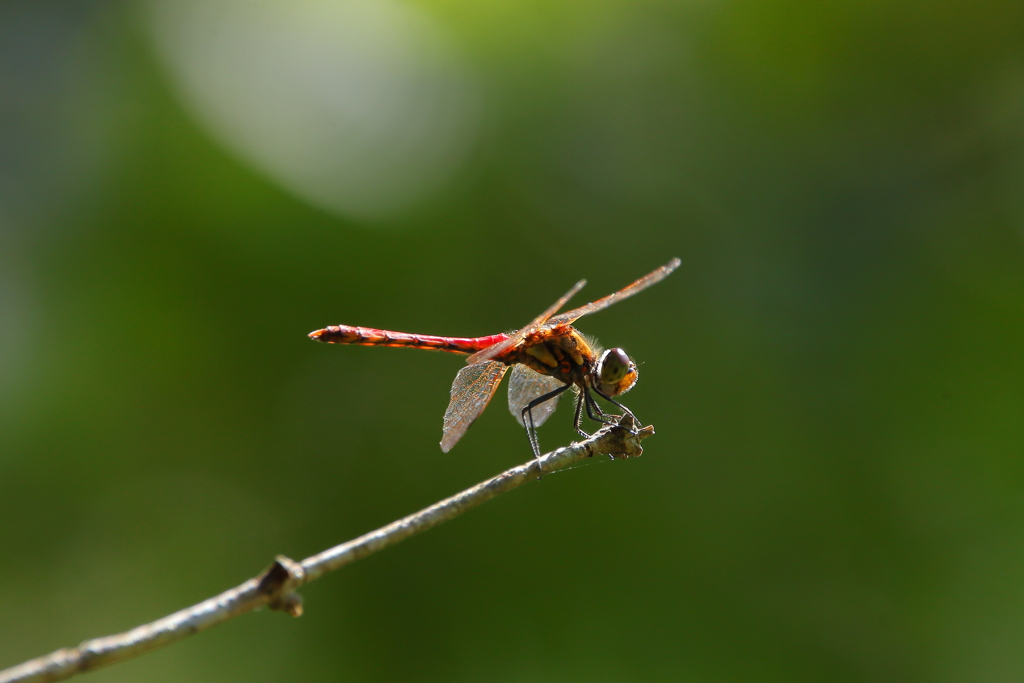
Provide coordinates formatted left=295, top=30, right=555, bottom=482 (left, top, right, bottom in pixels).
left=309, top=258, right=680, bottom=457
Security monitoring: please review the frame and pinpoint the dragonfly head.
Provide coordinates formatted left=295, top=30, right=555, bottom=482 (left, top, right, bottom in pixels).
left=594, top=347, right=638, bottom=397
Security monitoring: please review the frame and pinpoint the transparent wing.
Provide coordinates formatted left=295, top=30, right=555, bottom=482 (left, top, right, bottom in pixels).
left=440, top=360, right=509, bottom=452
left=507, top=364, right=566, bottom=428
left=546, top=258, right=681, bottom=326
left=466, top=279, right=587, bottom=365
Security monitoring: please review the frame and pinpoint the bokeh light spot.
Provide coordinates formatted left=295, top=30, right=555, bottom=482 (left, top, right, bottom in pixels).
left=147, top=0, right=481, bottom=222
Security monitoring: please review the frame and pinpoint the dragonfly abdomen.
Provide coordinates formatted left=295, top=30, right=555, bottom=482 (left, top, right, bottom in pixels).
left=309, top=325, right=507, bottom=355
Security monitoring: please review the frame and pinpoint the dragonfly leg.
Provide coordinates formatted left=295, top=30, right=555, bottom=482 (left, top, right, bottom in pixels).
left=521, top=383, right=573, bottom=458
left=593, top=387, right=640, bottom=434
left=580, top=388, right=621, bottom=462
left=582, top=386, right=618, bottom=427
left=573, top=393, right=590, bottom=439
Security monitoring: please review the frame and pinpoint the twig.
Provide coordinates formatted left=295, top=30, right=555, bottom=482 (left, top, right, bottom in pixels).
left=0, top=418, right=654, bottom=683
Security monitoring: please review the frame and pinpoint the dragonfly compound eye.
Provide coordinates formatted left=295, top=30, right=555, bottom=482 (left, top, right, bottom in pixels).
left=596, top=347, right=638, bottom=396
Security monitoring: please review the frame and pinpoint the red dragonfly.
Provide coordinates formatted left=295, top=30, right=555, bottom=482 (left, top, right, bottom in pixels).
left=309, top=259, right=680, bottom=457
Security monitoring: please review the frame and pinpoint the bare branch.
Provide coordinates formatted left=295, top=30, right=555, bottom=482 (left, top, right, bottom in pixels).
left=0, top=419, right=654, bottom=683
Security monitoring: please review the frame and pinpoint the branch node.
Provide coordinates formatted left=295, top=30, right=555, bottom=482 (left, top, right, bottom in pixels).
left=257, top=556, right=306, bottom=617
left=593, top=414, right=653, bottom=460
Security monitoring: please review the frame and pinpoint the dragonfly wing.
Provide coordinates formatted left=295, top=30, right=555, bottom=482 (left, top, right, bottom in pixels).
left=441, top=360, right=509, bottom=452
left=466, top=278, right=587, bottom=365
left=547, top=258, right=681, bottom=326
left=507, top=364, right=565, bottom=428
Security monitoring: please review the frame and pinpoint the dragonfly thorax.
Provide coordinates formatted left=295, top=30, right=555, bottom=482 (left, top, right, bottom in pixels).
left=516, top=325, right=592, bottom=380
left=593, top=347, right=638, bottom=397
left=515, top=327, right=637, bottom=398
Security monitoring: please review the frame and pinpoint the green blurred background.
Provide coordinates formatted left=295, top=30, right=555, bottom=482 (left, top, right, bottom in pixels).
left=2, top=0, right=1023, bottom=681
